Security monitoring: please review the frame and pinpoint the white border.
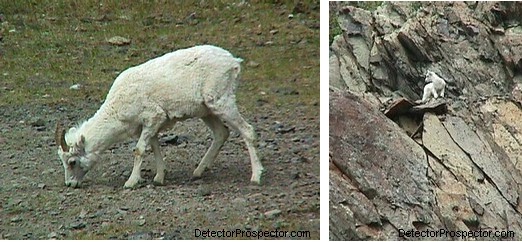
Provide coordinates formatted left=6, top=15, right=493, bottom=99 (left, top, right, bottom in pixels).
left=319, top=0, right=329, bottom=241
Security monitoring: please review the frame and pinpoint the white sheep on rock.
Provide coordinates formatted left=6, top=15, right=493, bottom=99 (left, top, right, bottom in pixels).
left=421, top=70, right=446, bottom=103
left=55, top=45, right=264, bottom=188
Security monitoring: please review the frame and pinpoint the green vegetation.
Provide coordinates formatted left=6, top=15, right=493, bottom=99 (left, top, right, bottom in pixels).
left=0, top=2, right=319, bottom=238
left=329, top=9, right=342, bottom=45
left=0, top=1, right=319, bottom=115
left=411, top=2, right=423, bottom=12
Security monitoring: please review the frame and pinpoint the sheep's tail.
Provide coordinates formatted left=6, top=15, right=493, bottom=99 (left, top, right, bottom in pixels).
left=235, top=57, right=243, bottom=63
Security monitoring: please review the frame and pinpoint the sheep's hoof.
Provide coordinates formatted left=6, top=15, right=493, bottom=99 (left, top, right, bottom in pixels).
left=192, top=169, right=204, bottom=178
left=153, top=174, right=165, bottom=186
left=152, top=178, right=165, bottom=186
left=123, top=177, right=144, bottom=189
left=152, top=181, right=165, bottom=186
left=250, top=168, right=265, bottom=185
left=190, top=176, right=202, bottom=181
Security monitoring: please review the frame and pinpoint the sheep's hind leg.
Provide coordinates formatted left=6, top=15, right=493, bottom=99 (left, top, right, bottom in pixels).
left=193, top=115, right=229, bottom=178
left=211, top=101, right=264, bottom=184
left=150, top=135, right=166, bottom=186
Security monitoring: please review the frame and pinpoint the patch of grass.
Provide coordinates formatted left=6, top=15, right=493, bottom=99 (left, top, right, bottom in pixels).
left=0, top=0, right=319, bottom=116
left=329, top=8, right=342, bottom=45
left=71, top=222, right=142, bottom=239
left=411, top=2, right=423, bottom=12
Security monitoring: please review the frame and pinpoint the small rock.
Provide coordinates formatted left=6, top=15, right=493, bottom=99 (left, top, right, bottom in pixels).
left=288, top=14, right=294, bottom=19
left=79, top=209, right=88, bottom=219
left=70, top=221, right=86, bottom=230
left=249, top=193, right=263, bottom=199
left=49, top=211, right=60, bottom=216
left=137, top=218, right=146, bottom=226
left=272, top=87, right=299, bottom=95
left=128, top=232, right=152, bottom=240
left=256, top=99, right=268, bottom=106
left=41, top=168, right=56, bottom=175
left=48, top=232, right=58, bottom=239
left=198, top=187, right=211, bottom=196
left=37, top=183, right=46, bottom=189
left=276, top=126, right=296, bottom=134
left=273, top=220, right=284, bottom=229
left=290, top=171, right=300, bottom=179
left=264, top=209, right=282, bottom=219
left=107, top=36, right=131, bottom=46
left=269, top=29, right=278, bottom=35
left=247, top=61, right=260, bottom=68
left=492, top=27, right=505, bottom=35
left=10, top=217, right=22, bottom=223
left=69, top=84, right=81, bottom=90
left=232, top=197, right=247, bottom=204
left=291, top=156, right=307, bottom=163
left=465, top=24, right=479, bottom=36
left=122, top=170, right=131, bottom=177
left=161, top=134, right=190, bottom=146
left=30, top=118, right=45, bottom=127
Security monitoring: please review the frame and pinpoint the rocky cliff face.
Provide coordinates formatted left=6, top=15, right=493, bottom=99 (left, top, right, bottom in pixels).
left=329, top=2, right=522, bottom=240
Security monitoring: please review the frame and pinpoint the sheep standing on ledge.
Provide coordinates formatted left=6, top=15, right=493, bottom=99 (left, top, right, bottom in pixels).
left=55, top=45, right=264, bottom=188
left=421, top=70, right=446, bottom=103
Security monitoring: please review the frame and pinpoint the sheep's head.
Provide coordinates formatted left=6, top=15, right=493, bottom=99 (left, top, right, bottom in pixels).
left=55, top=123, right=97, bottom=188
left=425, top=70, right=436, bottom=82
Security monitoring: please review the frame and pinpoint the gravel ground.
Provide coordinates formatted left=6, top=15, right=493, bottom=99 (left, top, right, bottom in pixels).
left=0, top=99, right=319, bottom=239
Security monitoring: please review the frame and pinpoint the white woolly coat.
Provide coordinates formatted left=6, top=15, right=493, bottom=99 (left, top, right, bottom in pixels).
left=66, top=45, right=242, bottom=154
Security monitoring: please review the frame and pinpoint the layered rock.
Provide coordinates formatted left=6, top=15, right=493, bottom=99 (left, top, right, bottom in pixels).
left=330, top=2, right=522, bottom=240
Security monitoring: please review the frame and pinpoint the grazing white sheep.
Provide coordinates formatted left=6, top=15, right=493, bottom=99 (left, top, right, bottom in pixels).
left=421, top=70, right=446, bottom=103
left=55, top=45, right=264, bottom=188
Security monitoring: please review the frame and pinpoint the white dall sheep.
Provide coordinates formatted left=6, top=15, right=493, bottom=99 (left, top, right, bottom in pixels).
left=421, top=70, right=446, bottom=103
left=55, top=45, right=264, bottom=188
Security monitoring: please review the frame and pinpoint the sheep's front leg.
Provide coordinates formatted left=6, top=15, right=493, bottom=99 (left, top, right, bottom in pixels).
left=421, top=85, right=431, bottom=103
left=431, top=86, right=439, bottom=99
left=124, top=147, right=145, bottom=188
left=124, top=130, right=154, bottom=188
left=150, top=135, right=166, bottom=186
left=441, top=86, right=445, bottom=98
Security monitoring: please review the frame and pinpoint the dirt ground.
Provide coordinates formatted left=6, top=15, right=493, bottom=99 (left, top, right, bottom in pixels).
left=0, top=1, right=319, bottom=239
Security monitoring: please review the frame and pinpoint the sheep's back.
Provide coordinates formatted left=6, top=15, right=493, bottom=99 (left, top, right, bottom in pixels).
left=102, top=45, right=242, bottom=121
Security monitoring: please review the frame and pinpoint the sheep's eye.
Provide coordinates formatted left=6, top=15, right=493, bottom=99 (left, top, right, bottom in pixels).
left=67, top=158, right=77, bottom=166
